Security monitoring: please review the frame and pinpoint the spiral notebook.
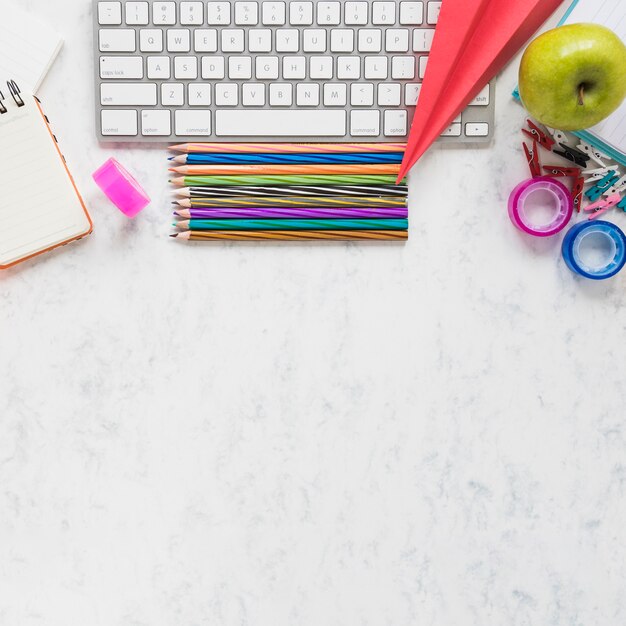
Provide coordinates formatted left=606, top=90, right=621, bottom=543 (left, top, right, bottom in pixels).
left=0, top=81, right=92, bottom=269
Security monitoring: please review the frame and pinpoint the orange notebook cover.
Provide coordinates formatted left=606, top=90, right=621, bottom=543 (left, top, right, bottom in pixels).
left=0, top=84, right=92, bottom=269
left=399, top=0, right=565, bottom=179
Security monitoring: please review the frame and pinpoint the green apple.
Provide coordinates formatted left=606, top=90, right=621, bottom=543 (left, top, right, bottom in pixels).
left=519, top=23, right=626, bottom=131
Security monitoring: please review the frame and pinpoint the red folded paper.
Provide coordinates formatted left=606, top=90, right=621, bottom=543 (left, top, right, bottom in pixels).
left=398, top=0, right=565, bottom=181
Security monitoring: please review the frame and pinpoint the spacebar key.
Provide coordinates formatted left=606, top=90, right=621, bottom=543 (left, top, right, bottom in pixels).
left=216, top=110, right=346, bottom=137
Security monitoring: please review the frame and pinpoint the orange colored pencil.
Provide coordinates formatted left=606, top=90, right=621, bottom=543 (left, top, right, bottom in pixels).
left=169, top=142, right=407, bottom=154
left=169, top=163, right=400, bottom=176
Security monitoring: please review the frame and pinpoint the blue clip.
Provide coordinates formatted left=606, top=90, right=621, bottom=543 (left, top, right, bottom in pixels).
left=618, top=195, right=626, bottom=211
left=585, top=170, right=620, bottom=203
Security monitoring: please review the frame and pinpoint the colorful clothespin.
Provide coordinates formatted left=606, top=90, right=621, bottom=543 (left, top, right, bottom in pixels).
left=522, top=119, right=555, bottom=151
left=523, top=140, right=541, bottom=177
left=546, top=127, right=567, bottom=144
left=572, top=176, right=585, bottom=213
left=618, top=195, right=626, bottom=211
left=553, top=143, right=590, bottom=167
left=576, top=141, right=609, bottom=167
left=584, top=166, right=613, bottom=182
left=542, top=165, right=581, bottom=178
left=586, top=170, right=620, bottom=203
left=584, top=193, right=622, bottom=219
left=607, top=174, right=626, bottom=195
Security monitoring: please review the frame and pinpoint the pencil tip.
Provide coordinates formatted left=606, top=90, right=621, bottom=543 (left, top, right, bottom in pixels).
left=169, top=233, right=177, bottom=237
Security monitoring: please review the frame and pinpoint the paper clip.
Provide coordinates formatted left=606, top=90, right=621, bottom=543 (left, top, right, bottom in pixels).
left=0, top=89, right=6, bottom=114
left=576, top=141, right=609, bottom=167
left=584, top=166, right=613, bottom=182
left=553, top=143, right=590, bottom=167
left=522, top=119, right=555, bottom=151
left=572, top=176, right=585, bottom=213
left=523, top=140, right=541, bottom=177
left=542, top=165, right=581, bottom=178
left=586, top=170, right=620, bottom=203
left=7, top=80, right=24, bottom=107
left=585, top=193, right=623, bottom=220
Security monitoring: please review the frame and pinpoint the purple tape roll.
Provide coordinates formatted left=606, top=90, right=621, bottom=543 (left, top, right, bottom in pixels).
left=508, top=176, right=573, bottom=237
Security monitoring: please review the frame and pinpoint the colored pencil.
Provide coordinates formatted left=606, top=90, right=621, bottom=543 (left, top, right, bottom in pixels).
left=174, top=184, right=408, bottom=198
left=169, top=163, right=401, bottom=176
left=174, top=207, right=408, bottom=219
left=175, top=195, right=407, bottom=209
left=169, top=143, right=407, bottom=154
left=170, top=175, right=403, bottom=187
left=176, top=218, right=408, bottom=231
left=170, top=153, right=404, bottom=165
left=171, top=230, right=408, bottom=241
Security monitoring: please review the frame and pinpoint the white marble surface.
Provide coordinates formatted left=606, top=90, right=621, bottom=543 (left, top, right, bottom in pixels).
left=3, top=2, right=626, bottom=625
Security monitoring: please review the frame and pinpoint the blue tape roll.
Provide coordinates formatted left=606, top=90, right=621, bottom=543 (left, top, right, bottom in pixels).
left=562, top=220, right=626, bottom=280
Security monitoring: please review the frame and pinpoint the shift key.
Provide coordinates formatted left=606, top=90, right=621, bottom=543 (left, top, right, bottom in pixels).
left=101, top=83, right=157, bottom=105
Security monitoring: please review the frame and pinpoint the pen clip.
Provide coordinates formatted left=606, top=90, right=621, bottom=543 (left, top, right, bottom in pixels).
left=7, top=80, right=24, bottom=107
left=0, top=89, right=6, bottom=114
left=522, top=119, right=555, bottom=151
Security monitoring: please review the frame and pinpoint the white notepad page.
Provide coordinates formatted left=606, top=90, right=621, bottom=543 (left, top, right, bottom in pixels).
left=0, top=2, right=63, bottom=93
left=0, top=96, right=91, bottom=267
left=563, top=0, right=626, bottom=155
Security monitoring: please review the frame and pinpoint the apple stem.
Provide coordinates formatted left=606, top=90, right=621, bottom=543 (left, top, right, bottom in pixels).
left=578, top=84, right=585, bottom=106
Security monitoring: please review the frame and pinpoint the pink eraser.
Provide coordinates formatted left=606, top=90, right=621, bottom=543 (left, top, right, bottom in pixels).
left=93, top=158, right=150, bottom=218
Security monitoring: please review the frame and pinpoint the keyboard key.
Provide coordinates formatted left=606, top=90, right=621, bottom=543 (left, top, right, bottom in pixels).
left=228, top=56, right=252, bottom=79
left=101, top=82, right=157, bottom=105
left=469, top=84, right=490, bottom=106
left=358, top=29, right=382, bottom=52
left=175, top=110, right=211, bottom=136
left=161, top=83, right=184, bottom=106
left=364, top=56, right=387, bottom=79
left=309, top=56, right=333, bottom=79
left=441, top=123, right=461, bottom=137
left=289, top=1, right=313, bottom=24
left=194, top=29, right=218, bottom=52
left=140, top=29, right=163, bottom=52
left=303, top=29, right=326, bottom=52
left=141, top=109, right=171, bottom=135
left=255, top=56, right=279, bottom=79
left=222, top=29, right=245, bottom=51
left=316, top=2, right=340, bottom=25
left=188, top=83, right=211, bottom=106
left=399, top=1, right=423, bottom=24
left=125, top=2, right=149, bottom=25
left=405, top=83, right=421, bottom=105
left=391, top=56, right=415, bottom=79
left=276, top=29, right=299, bottom=52
left=283, top=56, right=306, bottom=79
left=350, top=110, right=379, bottom=136
left=99, top=29, right=136, bottom=52
left=345, top=2, right=368, bottom=25
left=384, top=110, right=407, bottom=135
left=180, top=2, right=204, bottom=24
left=249, top=29, right=272, bottom=52
left=413, top=28, right=435, bottom=52
left=242, top=83, right=265, bottom=105
left=147, top=56, right=171, bottom=79
left=153, top=2, right=176, bottom=24
left=296, top=83, right=320, bottom=106
left=174, top=56, right=198, bottom=79
left=323, top=83, right=347, bottom=106
left=207, top=2, right=231, bottom=24
left=331, top=29, right=354, bottom=52
left=337, top=56, right=360, bottom=79
left=201, top=56, right=225, bottom=79
left=350, top=83, right=374, bottom=106
left=372, top=2, right=395, bottom=24
left=427, top=1, right=441, bottom=24
left=167, top=29, right=191, bottom=52
left=262, top=2, right=286, bottom=25
left=215, top=110, right=346, bottom=136
left=419, top=56, right=428, bottom=79
left=465, top=122, right=489, bottom=137
left=101, top=109, right=137, bottom=135
left=269, top=83, right=292, bottom=105
left=385, top=29, right=409, bottom=52
left=98, top=2, right=122, bottom=24
left=215, top=84, right=239, bottom=106
left=377, top=83, right=400, bottom=106
left=99, top=56, right=143, bottom=79
left=235, top=2, right=259, bottom=24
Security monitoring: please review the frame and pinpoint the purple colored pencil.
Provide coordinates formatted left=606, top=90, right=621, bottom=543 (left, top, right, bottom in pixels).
left=174, top=207, right=408, bottom=219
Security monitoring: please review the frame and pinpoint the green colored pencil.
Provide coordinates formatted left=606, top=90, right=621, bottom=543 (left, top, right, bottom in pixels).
left=176, top=218, right=408, bottom=231
left=171, top=174, right=404, bottom=187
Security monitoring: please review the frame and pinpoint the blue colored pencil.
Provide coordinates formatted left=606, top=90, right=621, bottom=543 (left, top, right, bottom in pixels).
left=170, top=153, right=404, bottom=165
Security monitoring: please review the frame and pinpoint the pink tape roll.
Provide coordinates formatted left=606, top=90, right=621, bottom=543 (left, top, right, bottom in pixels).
left=93, top=158, right=150, bottom=218
left=508, top=176, right=573, bottom=238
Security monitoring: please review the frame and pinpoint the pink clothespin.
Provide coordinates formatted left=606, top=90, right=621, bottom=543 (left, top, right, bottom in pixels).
left=585, top=193, right=623, bottom=220
left=523, top=140, right=541, bottom=177
left=522, top=119, right=555, bottom=151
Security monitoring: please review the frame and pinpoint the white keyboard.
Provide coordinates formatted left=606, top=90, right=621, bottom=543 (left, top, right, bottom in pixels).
left=93, top=0, right=495, bottom=142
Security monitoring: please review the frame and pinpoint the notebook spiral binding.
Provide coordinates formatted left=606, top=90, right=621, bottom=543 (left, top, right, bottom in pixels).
left=0, top=80, right=24, bottom=114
